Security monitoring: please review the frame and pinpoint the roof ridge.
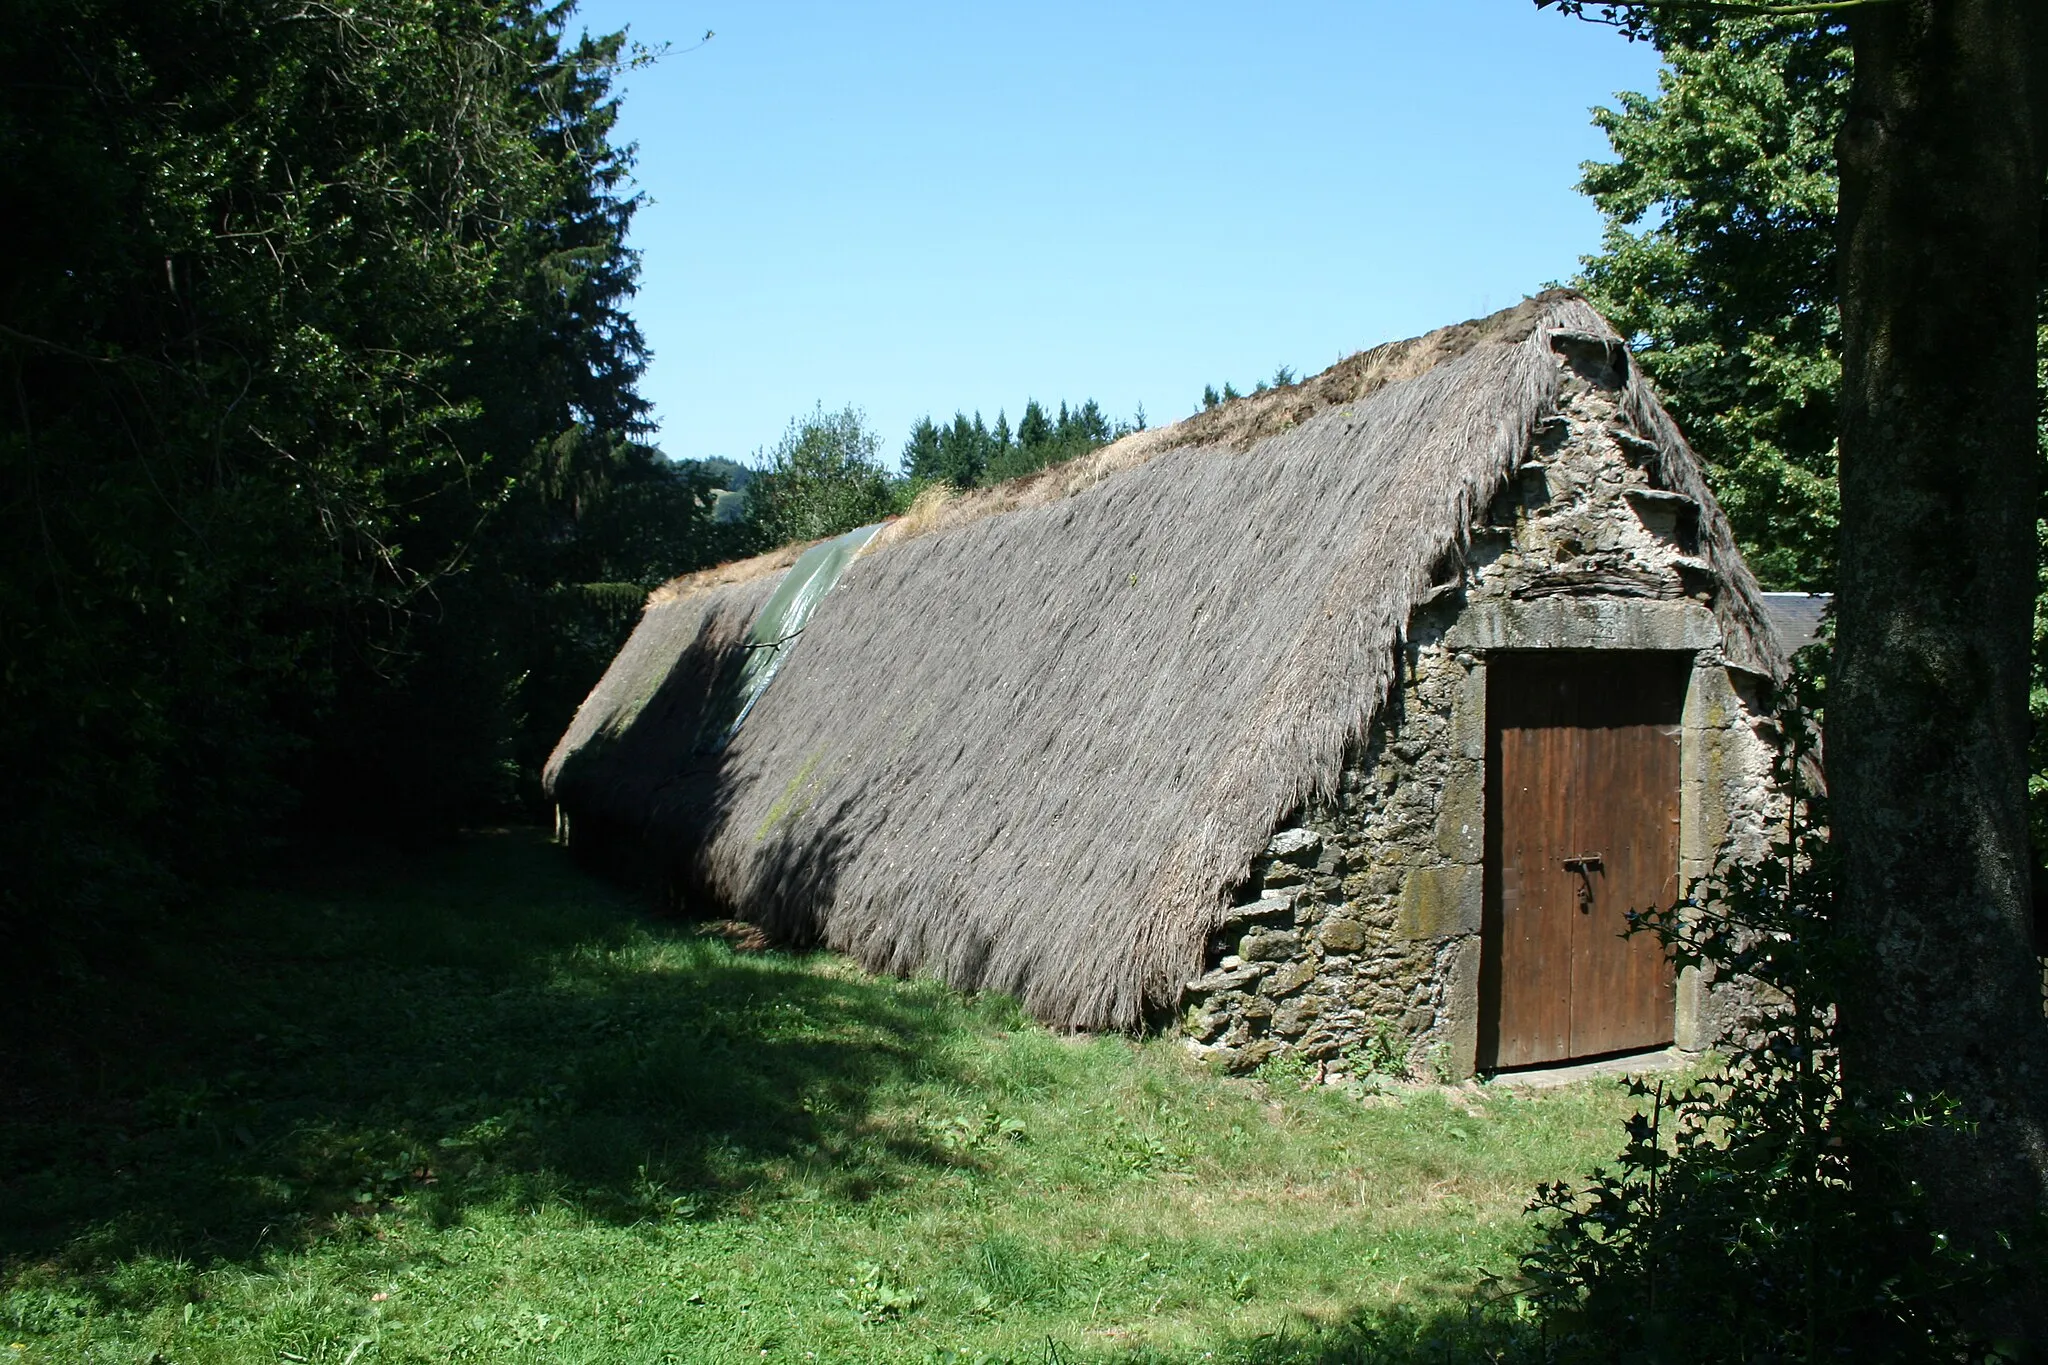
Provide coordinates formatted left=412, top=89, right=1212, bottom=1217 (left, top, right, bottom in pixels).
left=649, top=289, right=1584, bottom=604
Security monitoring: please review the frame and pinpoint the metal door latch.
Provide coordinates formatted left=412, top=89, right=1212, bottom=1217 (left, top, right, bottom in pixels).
left=1561, top=854, right=1604, bottom=912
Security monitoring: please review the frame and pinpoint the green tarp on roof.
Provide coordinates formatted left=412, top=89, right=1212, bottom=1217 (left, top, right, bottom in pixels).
left=696, top=522, right=883, bottom=754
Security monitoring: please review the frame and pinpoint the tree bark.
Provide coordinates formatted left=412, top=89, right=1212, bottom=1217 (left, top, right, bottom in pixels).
left=1833, top=0, right=2048, bottom=1341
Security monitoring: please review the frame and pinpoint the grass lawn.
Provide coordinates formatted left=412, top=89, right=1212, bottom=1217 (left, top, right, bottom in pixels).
left=1, top=830, right=1640, bottom=1363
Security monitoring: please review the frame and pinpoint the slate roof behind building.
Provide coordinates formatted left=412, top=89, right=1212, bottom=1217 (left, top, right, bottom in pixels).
left=1760, top=592, right=1831, bottom=655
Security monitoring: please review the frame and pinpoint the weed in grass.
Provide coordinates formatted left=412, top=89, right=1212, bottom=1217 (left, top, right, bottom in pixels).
left=836, top=1260, right=926, bottom=1324
left=0, top=828, right=1639, bottom=1363
left=1251, top=1048, right=1319, bottom=1091
left=924, top=1108, right=1029, bottom=1155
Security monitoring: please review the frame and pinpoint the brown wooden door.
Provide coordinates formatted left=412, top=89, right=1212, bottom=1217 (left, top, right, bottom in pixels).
left=1479, top=651, right=1688, bottom=1070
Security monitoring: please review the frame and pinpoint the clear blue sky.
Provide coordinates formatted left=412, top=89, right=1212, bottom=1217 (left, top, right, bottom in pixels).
left=565, top=1, right=1664, bottom=468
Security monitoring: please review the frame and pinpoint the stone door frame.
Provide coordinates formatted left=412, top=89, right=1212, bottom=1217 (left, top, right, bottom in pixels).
left=1435, top=597, right=1747, bottom=1076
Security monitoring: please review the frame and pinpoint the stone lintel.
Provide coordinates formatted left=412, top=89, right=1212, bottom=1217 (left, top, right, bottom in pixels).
left=1443, top=598, right=1719, bottom=654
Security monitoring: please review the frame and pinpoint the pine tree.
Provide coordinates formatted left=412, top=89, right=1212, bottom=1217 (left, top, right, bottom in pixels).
left=1075, top=400, right=1111, bottom=445
left=918, top=394, right=1131, bottom=488
left=0, top=0, right=695, bottom=930
left=939, top=412, right=985, bottom=488
left=903, top=415, right=943, bottom=482
left=1018, top=398, right=1052, bottom=452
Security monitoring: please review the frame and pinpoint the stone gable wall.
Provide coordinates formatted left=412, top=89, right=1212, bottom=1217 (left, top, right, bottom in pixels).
left=1182, top=349, right=1778, bottom=1078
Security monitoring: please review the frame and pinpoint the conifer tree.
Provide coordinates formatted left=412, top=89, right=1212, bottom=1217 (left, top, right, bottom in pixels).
left=939, top=412, right=987, bottom=487
left=1018, top=399, right=1052, bottom=452
left=906, top=395, right=1131, bottom=490
left=1074, top=400, right=1111, bottom=446
left=0, top=0, right=700, bottom=930
left=903, top=415, right=944, bottom=482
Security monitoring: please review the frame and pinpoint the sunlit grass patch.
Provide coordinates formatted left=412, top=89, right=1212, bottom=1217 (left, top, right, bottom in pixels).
left=1, top=829, right=1636, bottom=1363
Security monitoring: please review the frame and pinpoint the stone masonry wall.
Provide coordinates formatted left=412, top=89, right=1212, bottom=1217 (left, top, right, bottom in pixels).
left=1182, top=343, right=1778, bottom=1078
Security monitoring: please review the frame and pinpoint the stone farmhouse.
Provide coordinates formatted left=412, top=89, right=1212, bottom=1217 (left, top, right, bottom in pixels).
left=545, top=290, right=1813, bottom=1079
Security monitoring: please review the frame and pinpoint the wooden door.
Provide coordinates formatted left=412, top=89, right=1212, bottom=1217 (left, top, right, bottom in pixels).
left=1479, top=651, right=1688, bottom=1070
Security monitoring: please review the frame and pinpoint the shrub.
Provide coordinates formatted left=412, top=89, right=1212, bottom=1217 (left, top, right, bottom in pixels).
left=1517, top=671, right=1992, bottom=1362
left=744, top=404, right=898, bottom=546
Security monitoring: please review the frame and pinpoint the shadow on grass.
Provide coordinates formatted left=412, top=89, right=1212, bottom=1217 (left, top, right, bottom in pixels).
left=0, top=827, right=974, bottom=1274
left=1150, top=1305, right=1546, bottom=1365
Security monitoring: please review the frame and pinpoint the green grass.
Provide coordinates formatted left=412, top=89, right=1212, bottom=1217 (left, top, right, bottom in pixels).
left=1, top=830, right=1638, bottom=1363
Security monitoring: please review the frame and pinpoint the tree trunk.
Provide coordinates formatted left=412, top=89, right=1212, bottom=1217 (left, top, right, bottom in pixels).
left=1833, top=0, right=2048, bottom=1341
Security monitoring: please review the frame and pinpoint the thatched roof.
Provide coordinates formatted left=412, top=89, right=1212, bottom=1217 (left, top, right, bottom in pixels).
left=545, top=290, right=1783, bottom=1030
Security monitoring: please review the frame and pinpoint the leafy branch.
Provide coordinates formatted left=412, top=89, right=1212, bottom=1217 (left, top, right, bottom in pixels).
left=1537, top=0, right=1891, bottom=39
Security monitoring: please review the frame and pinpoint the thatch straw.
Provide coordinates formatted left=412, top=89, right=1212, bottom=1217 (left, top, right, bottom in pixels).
left=545, top=290, right=1783, bottom=1030
left=546, top=568, right=783, bottom=840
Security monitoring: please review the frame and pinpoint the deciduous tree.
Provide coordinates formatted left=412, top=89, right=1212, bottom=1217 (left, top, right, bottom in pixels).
left=744, top=404, right=895, bottom=545
left=1548, top=0, right=2048, bottom=1340
left=1828, top=6, right=2048, bottom=1336
left=1576, top=16, right=1847, bottom=589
